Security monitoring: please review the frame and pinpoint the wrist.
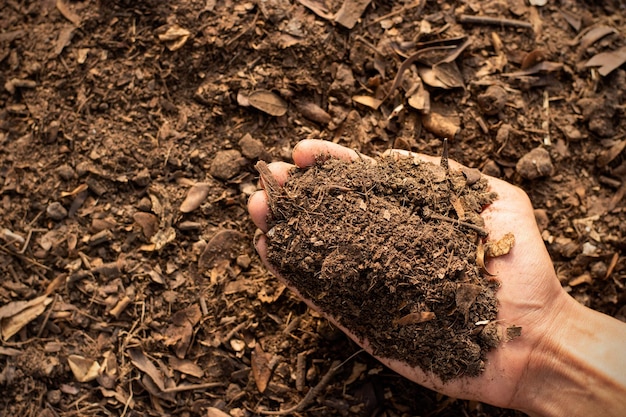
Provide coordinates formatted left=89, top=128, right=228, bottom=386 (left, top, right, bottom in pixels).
left=512, top=295, right=626, bottom=417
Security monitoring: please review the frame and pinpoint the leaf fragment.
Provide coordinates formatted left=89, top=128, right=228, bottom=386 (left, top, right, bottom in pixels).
left=248, top=90, right=288, bottom=116
left=68, top=355, right=101, bottom=382
left=585, top=46, right=626, bottom=76
left=352, top=95, right=382, bottom=109
left=393, top=311, right=436, bottom=326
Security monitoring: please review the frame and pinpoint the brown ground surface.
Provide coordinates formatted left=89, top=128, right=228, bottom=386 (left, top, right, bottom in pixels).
left=1, top=1, right=625, bottom=416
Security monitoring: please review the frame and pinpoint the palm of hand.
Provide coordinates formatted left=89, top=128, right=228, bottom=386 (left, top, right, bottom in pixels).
left=248, top=140, right=567, bottom=409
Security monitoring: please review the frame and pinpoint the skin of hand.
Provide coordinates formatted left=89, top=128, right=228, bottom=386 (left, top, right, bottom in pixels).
left=248, top=139, right=626, bottom=417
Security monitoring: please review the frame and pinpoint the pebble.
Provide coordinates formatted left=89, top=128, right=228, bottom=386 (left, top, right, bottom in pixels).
left=516, top=147, right=554, bottom=180
left=209, top=150, right=245, bottom=180
left=481, top=160, right=501, bottom=177
left=46, top=202, right=68, bottom=220
left=57, top=164, right=76, bottom=180
left=238, top=133, right=268, bottom=160
left=136, top=197, right=152, bottom=212
left=180, top=182, right=211, bottom=213
left=132, top=168, right=151, bottom=187
left=477, top=85, right=508, bottom=116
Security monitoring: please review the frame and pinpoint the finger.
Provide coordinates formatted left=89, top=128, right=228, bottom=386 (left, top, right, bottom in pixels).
left=292, top=139, right=375, bottom=168
left=382, top=148, right=465, bottom=171
left=258, top=161, right=294, bottom=187
left=248, top=191, right=271, bottom=232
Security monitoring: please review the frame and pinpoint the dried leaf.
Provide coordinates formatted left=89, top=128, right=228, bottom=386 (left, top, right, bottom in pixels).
left=251, top=344, right=274, bottom=393
left=169, top=357, right=204, bottom=378
left=180, top=182, right=210, bottom=213
left=485, top=232, right=515, bottom=257
left=129, top=348, right=166, bottom=391
left=394, top=311, right=436, bottom=326
left=578, top=26, right=617, bottom=51
left=0, top=295, right=52, bottom=341
left=248, top=90, right=288, bottom=116
left=585, top=46, right=626, bottom=76
left=158, top=26, right=191, bottom=51
left=56, top=0, right=81, bottom=26
left=450, top=196, right=465, bottom=220
left=149, top=226, right=176, bottom=251
left=407, top=81, right=430, bottom=112
left=476, top=239, right=494, bottom=277
left=68, top=355, right=101, bottom=382
left=560, top=10, right=581, bottom=32
left=521, top=49, right=548, bottom=70
left=54, top=25, right=75, bottom=56
left=502, top=61, right=563, bottom=77
left=296, top=0, right=334, bottom=20
left=352, top=95, right=382, bottom=109
left=334, top=0, right=371, bottom=29
left=596, top=140, right=626, bottom=167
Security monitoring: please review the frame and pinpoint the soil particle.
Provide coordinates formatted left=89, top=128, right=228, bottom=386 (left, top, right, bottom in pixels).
left=477, top=85, right=508, bottom=116
left=264, top=155, right=501, bottom=381
left=210, top=149, right=246, bottom=180
left=46, top=202, right=68, bottom=221
left=516, top=147, right=554, bottom=180
left=239, top=133, right=269, bottom=160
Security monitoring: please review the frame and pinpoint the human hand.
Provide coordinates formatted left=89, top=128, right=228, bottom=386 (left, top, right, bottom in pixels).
left=248, top=139, right=581, bottom=412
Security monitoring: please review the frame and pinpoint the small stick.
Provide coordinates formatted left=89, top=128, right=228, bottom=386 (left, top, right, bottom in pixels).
left=428, top=212, right=489, bottom=236
left=458, top=14, right=533, bottom=29
left=255, top=161, right=281, bottom=216
left=258, top=360, right=341, bottom=415
left=365, top=0, right=424, bottom=27
left=440, top=138, right=449, bottom=170
left=161, top=382, right=223, bottom=393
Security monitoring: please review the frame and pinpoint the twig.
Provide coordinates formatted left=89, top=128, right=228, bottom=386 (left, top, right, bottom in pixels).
left=258, top=360, right=341, bottom=415
left=440, top=138, right=449, bottom=170
left=36, top=294, right=58, bottom=338
left=458, top=14, right=533, bottom=29
left=161, top=382, right=224, bottom=393
left=365, top=1, right=424, bottom=27
left=427, top=212, right=489, bottom=236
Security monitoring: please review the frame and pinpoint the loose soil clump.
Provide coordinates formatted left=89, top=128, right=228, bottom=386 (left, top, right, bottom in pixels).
left=263, top=154, right=501, bottom=381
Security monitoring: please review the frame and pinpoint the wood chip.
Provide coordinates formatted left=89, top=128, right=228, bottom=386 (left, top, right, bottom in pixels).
left=56, top=0, right=81, bottom=26
left=393, top=311, right=436, bottom=326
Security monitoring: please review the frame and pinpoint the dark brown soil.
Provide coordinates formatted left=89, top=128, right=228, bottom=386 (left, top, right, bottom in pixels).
left=1, top=0, right=625, bottom=416
left=264, top=155, right=500, bottom=381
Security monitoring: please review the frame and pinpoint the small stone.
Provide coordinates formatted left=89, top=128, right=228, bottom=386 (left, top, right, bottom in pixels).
left=209, top=150, right=245, bottom=180
left=477, top=85, right=508, bottom=116
left=133, top=212, right=159, bottom=239
left=132, top=168, right=151, bottom=187
left=481, top=160, right=501, bottom=177
left=57, top=164, right=76, bottom=180
left=46, top=389, right=62, bottom=405
left=590, top=261, right=607, bottom=279
left=47, top=202, right=68, bottom=221
left=180, top=183, right=211, bottom=213
left=236, top=254, right=251, bottom=269
left=516, top=147, right=554, bottom=180
left=238, top=133, right=268, bottom=160
left=136, top=197, right=152, bottom=212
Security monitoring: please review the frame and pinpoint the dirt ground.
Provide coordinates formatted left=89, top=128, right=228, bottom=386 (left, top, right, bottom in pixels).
left=1, top=0, right=625, bottom=416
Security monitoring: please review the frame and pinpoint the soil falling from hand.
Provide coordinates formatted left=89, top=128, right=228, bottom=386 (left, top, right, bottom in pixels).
left=263, top=154, right=501, bottom=381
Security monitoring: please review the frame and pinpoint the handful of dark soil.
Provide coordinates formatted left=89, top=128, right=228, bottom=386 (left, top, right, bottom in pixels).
left=260, top=155, right=502, bottom=381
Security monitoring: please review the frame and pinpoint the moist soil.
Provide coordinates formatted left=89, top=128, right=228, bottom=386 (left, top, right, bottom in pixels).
left=265, top=156, right=500, bottom=381
left=1, top=0, right=626, bottom=416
